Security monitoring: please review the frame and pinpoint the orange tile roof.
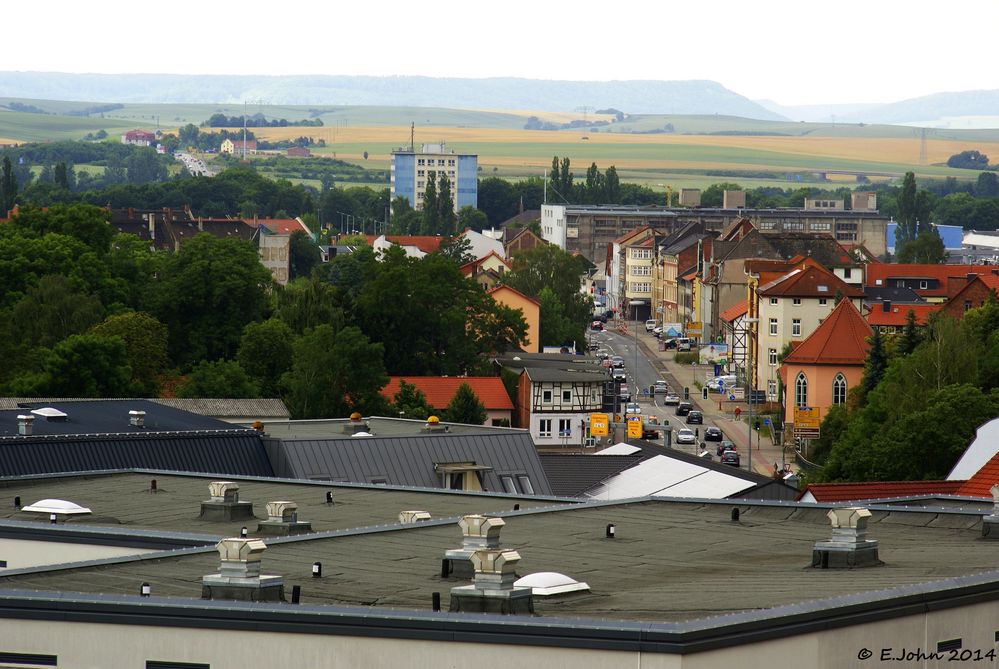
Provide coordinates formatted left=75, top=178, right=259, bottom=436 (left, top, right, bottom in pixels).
left=259, top=218, right=308, bottom=235
left=380, top=377, right=514, bottom=410
left=864, top=303, right=941, bottom=327
left=612, top=226, right=650, bottom=245
left=798, top=480, right=966, bottom=502
left=719, top=300, right=748, bottom=323
left=759, top=264, right=865, bottom=299
left=783, top=299, right=872, bottom=365
left=958, top=451, right=999, bottom=499
left=865, top=264, right=994, bottom=294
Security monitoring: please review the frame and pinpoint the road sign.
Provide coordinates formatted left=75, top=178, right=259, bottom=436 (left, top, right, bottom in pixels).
left=793, top=426, right=820, bottom=439
left=794, top=407, right=821, bottom=430
left=590, top=413, right=609, bottom=437
left=764, top=418, right=771, bottom=426
left=728, top=394, right=736, bottom=401
left=627, top=416, right=643, bottom=439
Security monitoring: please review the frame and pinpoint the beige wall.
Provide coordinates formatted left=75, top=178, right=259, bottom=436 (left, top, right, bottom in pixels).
left=490, top=287, right=540, bottom=353
left=5, top=598, right=999, bottom=668
left=259, top=234, right=290, bottom=285
left=0, top=539, right=156, bottom=571
left=781, top=362, right=863, bottom=425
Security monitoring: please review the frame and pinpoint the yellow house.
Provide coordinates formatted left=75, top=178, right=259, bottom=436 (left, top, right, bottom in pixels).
left=488, top=285, right=540, bottom=353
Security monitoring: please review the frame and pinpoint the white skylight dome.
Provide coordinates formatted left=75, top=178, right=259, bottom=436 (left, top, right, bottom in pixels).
left=30, top=407, right=68, bottom=420
left=21, top=499, right=92, bottom=515
left=351, top=431, right=372, bottom=437
left=514, top=572, right=590, bottom=596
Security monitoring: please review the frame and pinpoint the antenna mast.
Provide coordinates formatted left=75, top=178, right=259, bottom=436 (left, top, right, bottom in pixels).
left=410, top=122, right=415, bottom=152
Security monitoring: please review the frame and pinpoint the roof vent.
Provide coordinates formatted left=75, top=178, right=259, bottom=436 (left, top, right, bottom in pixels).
left=342, top=412, right=369, bottom=435
left=424, top=416, right=447, bottom=433
left=257, top=501, right=312, bottom=536
left=30, top=407, right=68, bottom=421
left=981, top=484, right=999, bottom=539
left=444, top=515, right=505, bottom=579
left=399, top=510, right=432, bottom=524
left=199, top=481, right=255, bottom=522
left=202, top=538, right=284, bottom=602
left=128, top=410, right=146, bottom=428
left=449, top=544, right=534, bottom=615
left=812, top=507, right=882, bottom=569
left=21, top=499, right=92, bottom=521
left=16, top=414, right=34, bottom=436
left=514, top=572, right=590, bottom=597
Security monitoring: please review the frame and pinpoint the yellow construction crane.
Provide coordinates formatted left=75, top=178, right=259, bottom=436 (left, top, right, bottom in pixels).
left=665, top=184, right=674, bottom=207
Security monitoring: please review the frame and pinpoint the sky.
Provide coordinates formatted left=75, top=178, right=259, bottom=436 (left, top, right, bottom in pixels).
left=5, top=0, right=998, bottom=107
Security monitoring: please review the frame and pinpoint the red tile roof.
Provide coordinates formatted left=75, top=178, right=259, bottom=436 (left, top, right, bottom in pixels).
left=366, top=235, right=447, bottom=254
left=797, top=480, right=966, bottom=502
left=958, top=450, right=999, bottom=499
left=719, top=300, right=748, bottom=323
left=865, top=264, right=995, bottom=296
left=460, top=251, right=512, bottom=276
left=380, top=377, right=514, bottom=410
left=783, top=299, right=872, bottom=365
left=759, top=264, right=865, bottom=299
left=259, top=218, right=309, bottom=235
left=613, top=226, right=650, bottom=245
left=864, top=303, right=941, bottom=327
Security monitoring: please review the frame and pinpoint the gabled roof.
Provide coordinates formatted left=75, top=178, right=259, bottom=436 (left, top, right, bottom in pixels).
left=958, top=450, right=999, bottom=499
left=783, top=299, right=872, bottom=365
left=460, top=251, right=512, bottom=277
left=719, top=300, right=748, bottom=323
left=258, top=218, right=310, bottom=236
left=865, top=264, right=995, bottom=292
left=758, top=264, right=865, bottom=299
left=380, top=377, right=513, bottom=411
left=612, top=226, right=651, bottom=245
left=946, top=273, right=999, bottom=307
left=486, top=283, right=540, bottom=306
left=864, top=303, right=941, bottom=327
left=797, top=480, right=966, bottom=503
left=499, top=210, right=541, bottom=230
left=366, top=235, right=446, bottom=254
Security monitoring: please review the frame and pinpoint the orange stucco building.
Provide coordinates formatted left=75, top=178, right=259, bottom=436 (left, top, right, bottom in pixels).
left=487, top=285, right=540, bottom=353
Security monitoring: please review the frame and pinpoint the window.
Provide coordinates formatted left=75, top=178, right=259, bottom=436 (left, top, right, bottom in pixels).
left=438, top=159, right=446, bottom=166
left=770, top=297, right=778, bottom=305
left=147, top=661, right=211, bottom=669
left=517, top=475, right=535, bottom=495
left=843, top=268, right=852, bottom=278
left=448, top=159, right=456, bottom=166
left=769, top=318, right=778, bottom=336
left=417, top=180, right=424, bottom=187
left=562, top=389, right=572, bottom=403
left=792, top=298, right=801, bottom=306
left=833, top=374, right=847, bottom=405
left=919, top=280, right=928, bottom=289
left=558, top=419, right=572, bottom=438
left=819, top=298, right=828, bottom=306
left=768, top=348, right=778, bottom=366
left=795, top=373, right=808, bottom=408
left=792, top=318, right=801, bottom=336
left=500, top=475, right=517, bottom=494
left=539, top=419, right=552, bottom=438
left=542, top=389, right=552, bottom=403
left=965, top=300, right=973, bottom=311
left=767, top=380, right=778, bottom=400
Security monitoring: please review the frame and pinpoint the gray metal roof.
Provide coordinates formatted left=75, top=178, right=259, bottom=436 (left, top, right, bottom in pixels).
left=252, top=416, right=517, bottom=440
left=0, top=399, right=239, bottom=437
left=265, top=431, right=553, bottom=495
left=151, top=398, right=290, bottom=419
left=524, top=366, right=609, bottom=383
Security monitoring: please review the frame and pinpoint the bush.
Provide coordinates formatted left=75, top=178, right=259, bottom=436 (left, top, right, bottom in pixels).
left=674, top=352, right=698, bottom=364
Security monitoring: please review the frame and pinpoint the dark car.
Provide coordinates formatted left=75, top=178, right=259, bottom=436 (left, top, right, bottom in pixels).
left=720, top=451, right=741, bottom=467
left=716, top=440, right=737, bottom=457
left=685, top=410, right=703, bottom=424
left=704, top=426, right=723, bottom=441
left=675, top=401, right=693, bottom=416
left=642, top=427, right=660, bottom=440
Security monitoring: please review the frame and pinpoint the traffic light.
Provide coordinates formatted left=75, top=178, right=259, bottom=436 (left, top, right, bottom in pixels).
left=683, top=387, right=689, bottom=400
left=702, top=387, right=709, bottom=400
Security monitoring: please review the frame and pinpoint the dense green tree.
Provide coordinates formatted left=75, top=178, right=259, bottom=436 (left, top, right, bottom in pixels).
left=504, top=243, right=593, bottom=328
left=1, top=155, right=17, bottom=213
left=437, top=173, right=456, bottom=234
left=153, top=233, right=274, bottom=367
left=435, top=234, right=474, bottom=265
left=896, top=229, right=946, bottom=263
left=176, top=360, right=260, bottom=399
left=9, top=203, right=115, bottom=254
left=9, top=274, right=104, bottom=349
left=10, top=334, right=132, bottom=397
left=976, top=171, right=999, bottom=198
left=457, top=205, right=488, bottom=232
left=281, top=324, right=388, bottom=419
left=538, top=286, right=579, bottom=349
left=274, top=276, right=345, bottom=334
left=699, top=182, right=742, bottom=207
left=807, top=403, right=849, bottom=465
left=54, top=162, right=69, bottom=189
left=946, top=150, right=990, bottom=169
left=895, top=309, right=923, bottom=357
left=90, top=311, right=169, bottom=396
left=422, top=173, right=439, bottom=235
left=584, top=162, right=605, bottom=204
left=237, top=319, right=295, bottom=397
left=861, top=328, right=888, bottom=397
left=476, top=177, right=518, bottom=225
left=392, top=380, right=436, bottom=421
left=289, top=229, right=320, bottom=280
left=605, top=165, right=621, bottom=203
left=896, top=172, right=918, bottom=246
left=444, top=383, right=488, bottom=425
left=125, top=147, right=168, bottom=184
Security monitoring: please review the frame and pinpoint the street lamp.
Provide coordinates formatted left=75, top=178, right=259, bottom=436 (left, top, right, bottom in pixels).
left=742, top=317, right=759, bottom=474
left=629, top=300, right=643, bottom=391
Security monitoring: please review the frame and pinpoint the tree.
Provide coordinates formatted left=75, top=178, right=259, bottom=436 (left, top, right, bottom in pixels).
left=504, top=244, right=593, bottom=327
left=897, top=229, right=946, bottom=263
left=538, top=286, right=578, bottom=348
left=153, top=233, right=274, bottom=367
left=281, top=324, right=388, bottom=419
left=436, top=234, right=474, bottom=265
left=124, top=147, right=167, bottom=184
left=236, top=319, right=295, bottom=397
left=274, top=276, right=345, bottom=335
left=976, top=171, right=999, bottom=198
left=90, top=311, right=169, bottom=395
left=422, top=173, right=439, bottom=235
left=437, top=172, right=456, bottom=235
left=444, top=383, right=488, bottom=425
left=176, top=360, right=260, bottom=398
left=946, top=150, right=990, bottom=170
left=457, top=205, right=488, bottom=233
left=289, top=230, right=320, bottom=280
left=895, top=309, right=922, bottom=357
left=392, top=380, right=435, bottom=420
left=1, top=155, right=18, bottom=213
left=807, top=403, right=849, bottom=465
left=605, top=165, right=621, bottom=203
left=896, top=172, right=918, bottom=246
left=54, top=162, right=69, bottom=189
left=700, top=182, right=742, bottom=207
left=861, top=328, right=888, bottom=397
left=9, top=274, right=104, bottom=349
left=10, top=334, right=132, bottom=398
left=476, top=177, right=518, bottom=225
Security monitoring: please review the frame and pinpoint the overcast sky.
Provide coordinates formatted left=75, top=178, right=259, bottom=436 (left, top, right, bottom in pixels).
left=6, top=0, right=995, bottom=106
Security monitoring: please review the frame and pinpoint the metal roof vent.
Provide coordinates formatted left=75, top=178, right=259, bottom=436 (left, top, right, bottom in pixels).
left=424, top=415, right=447, bottom=433
left=447, top=515, right=533, bottom=615
left=16, top=414, right=33, bottom=436
left=128, top=410, right=146, bottom=427
left=199, top=481, right=255, bottom=522
left=444, top=515, right=505, bottom=578
left=342, top=412, right=369, bottom=435
left=981, top=484, right=999, bottom=539
left=514, top=572, right=590, bottom=597
left=257, top=501, right=312, bottom=536
left=202, top=538, right=284, bottom=602
left=399, top=510, right=432, bottom=524
left=21, top=499, right=92, bottom=521
left=812, top=507, right=882, bottom=569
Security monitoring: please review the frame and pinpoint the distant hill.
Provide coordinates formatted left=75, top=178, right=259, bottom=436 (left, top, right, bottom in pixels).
left=838, top=90, right=999, bottom=127
left=754, top=99, right=883, bottom=123
left=0, top=72, right=786, bottom=120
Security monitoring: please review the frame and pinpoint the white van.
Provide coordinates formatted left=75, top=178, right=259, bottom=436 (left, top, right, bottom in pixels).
left=707, top=375, right=737, bottom=391
left=644, top=319, right=657, bottom=332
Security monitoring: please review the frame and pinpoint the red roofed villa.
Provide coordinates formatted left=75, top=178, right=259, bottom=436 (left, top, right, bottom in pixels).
left=380, top=377, right=514, bottom=426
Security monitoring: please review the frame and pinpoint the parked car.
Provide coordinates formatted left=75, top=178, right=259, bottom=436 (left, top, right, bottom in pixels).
left=611, top=356, right=625, bottom=368
left=663, top=393, right=681, bottom=406
left=645, top=319, right=657, bottom=332
left=716, top=441, right=737, bottom=457
left=675, top=401, right=693, bottom=416
left=686, top=410, right=704, bottom=424
left=662, top=338, right=678, bottom=349
left=678, top=340, right=692, bottom=352
left=704, top=426, right=723, bottom=441
left=676, top=428, right=696, bottom=445
left=720, top=451, right=741, bottom=467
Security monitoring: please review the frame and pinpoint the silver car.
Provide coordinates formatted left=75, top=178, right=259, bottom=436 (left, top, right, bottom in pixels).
left=676, top=428, right=696, bottom=445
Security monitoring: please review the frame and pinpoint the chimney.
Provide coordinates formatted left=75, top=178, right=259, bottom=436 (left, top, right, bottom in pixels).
left=199, top=481, right=255, bottom=522
left=399, top=510, right=432, bottom=524
left=981, top=484, right=999, bottom=539
left=128, top=207, right=135, bottom=219
left=881, top=299, right=891, bottom=313
left=257, top=500, right=312, bottom=536
left=444, top=515, right=506, bottom=579
left=16, top=414, right=34, bottom=436
left=202, top=538, right=284, bottom=602
left=128, top=410, right=146, bottom=427
left=812, top=507, right=882, bottom=569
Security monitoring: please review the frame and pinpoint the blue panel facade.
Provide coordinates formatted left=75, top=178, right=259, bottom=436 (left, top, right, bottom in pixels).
left=392, top=153, right=416, bottom=208
left=456, top=155, right=478, bottom=209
